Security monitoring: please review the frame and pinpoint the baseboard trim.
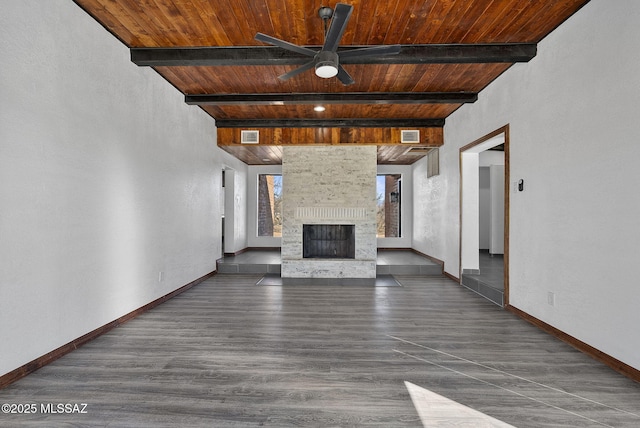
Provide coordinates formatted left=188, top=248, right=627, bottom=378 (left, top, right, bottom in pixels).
left=444, top=271, right=461, bottom=283
left=223, top=248, right=249, bottom=257
left=506, top=305, right=640, bottom=383
left=0, top=270, right=216, bottom=389
left=409, top=249, right=445, bottom=267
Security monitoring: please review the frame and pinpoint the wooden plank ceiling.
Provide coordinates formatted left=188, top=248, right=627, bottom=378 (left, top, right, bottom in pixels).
left=74, top=0, right=589, bottom=165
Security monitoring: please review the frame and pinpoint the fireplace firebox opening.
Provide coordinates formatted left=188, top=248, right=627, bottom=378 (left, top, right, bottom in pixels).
left=303, top=224, right=355, bottom=259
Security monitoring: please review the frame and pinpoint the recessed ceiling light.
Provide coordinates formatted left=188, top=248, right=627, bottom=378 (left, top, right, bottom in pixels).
left=314, top=105, right=326, bottom=112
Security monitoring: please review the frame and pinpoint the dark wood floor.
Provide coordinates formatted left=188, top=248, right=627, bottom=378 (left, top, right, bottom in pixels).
left=2, top=274, right=639, bottom=427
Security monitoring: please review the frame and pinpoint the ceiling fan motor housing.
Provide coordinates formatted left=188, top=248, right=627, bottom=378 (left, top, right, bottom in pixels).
left=315, top=50, right=339, bottom=78
left=318, top=6, right=333, bottom=20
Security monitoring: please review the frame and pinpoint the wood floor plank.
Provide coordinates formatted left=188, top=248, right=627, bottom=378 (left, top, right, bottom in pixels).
left=1, top=274, right=639, bottom=427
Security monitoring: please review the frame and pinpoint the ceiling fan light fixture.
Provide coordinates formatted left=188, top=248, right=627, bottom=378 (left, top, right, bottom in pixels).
left=315, top=63, right=338, bottom=78
left=315, top=50, right=339, bottom=78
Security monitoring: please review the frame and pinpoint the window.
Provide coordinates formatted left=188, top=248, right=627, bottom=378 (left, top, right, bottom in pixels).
left=376, top=174, right=401, bottom=238
left=257, top=174, right=282, bottom=237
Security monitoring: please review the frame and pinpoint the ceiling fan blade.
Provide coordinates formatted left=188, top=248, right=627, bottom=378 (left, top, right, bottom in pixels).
left=255, top=32, right=317, bottom=57
left=339, top=44, right=402, bottom=59
left=278, top=60, right=316, bottom=81
left=323, top=3, right=353, bottom=52
left=336, top=65, right=355, bottom=86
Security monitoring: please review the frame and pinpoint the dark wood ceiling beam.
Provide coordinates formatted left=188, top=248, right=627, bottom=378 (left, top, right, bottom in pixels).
left=131, top=44, right=536, bottom=67
left=215, top=118, right=445, bottom=128
left=186, top=92, right=477, bottom=105
left=218, top=127, right=444, bottom=148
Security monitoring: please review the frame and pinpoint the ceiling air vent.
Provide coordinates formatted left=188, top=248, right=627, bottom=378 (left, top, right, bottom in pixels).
left=401, top=130, right=420, bottom=143
left=241, top=130, right=259, bottom=144
left=403, top=147, right=432, bottom=154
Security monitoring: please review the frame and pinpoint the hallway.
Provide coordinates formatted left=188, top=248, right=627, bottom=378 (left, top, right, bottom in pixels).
left=1, top=274, right=639, bottom=427
left=462, top=250, right=505, bottom=306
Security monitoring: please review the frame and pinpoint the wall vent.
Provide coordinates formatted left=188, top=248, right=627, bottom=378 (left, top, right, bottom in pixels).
left=241, top=130, right=259, bottom=144
left=401, top=130, right=420, bottom=143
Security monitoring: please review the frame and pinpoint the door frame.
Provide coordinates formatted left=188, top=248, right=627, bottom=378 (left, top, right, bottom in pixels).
left=459, top=125, right=510, bottom=305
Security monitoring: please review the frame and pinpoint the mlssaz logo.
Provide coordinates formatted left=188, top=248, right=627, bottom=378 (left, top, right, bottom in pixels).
left=40, top=403, right=89, bottom=414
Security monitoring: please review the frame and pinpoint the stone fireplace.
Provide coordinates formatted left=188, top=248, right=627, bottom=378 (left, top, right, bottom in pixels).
left=281, top=146, right=377, bottom=279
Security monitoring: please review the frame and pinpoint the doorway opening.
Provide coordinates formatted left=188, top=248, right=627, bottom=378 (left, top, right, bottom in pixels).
left=459, top=125, right=510, bottom=306
left=376, top=174, right=402, bottom=238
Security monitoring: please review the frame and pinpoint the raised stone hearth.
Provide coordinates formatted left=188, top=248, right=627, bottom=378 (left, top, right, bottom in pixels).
left=281, top=146, right=377, bottom=279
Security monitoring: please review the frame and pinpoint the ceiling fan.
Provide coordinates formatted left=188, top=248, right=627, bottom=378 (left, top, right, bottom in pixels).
left=255, top=3, right=401, bottom=85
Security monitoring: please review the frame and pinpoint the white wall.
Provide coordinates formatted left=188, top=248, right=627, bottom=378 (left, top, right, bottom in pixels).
left=479, top=150, right=505, bottom=168
left=479, top=151, right=505, bottom=250
left=222, top=166, right=249, bottom=254
left=460, top=152, right=480, bottom=271
left=413, top=0, right=640, bottom=369
left=488, top=165, right=504, bottom=255
left=412, top=155, right=451, bottom=265
left=0, top=0, right=246, bottom=376
left=479, top=167, right=491, bottom=249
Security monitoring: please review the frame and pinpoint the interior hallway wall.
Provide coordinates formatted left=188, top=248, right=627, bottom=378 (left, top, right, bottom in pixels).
left=479, top=151, right=505, bottom=251
left=412, top=0, right=640, bottom=369
left=0, top=0, right=246, bottom=376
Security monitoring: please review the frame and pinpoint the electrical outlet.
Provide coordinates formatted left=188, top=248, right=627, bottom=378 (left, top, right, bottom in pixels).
left=158, top=271, right=164, bottom=282
left=547, top=291, right=555, bottom=306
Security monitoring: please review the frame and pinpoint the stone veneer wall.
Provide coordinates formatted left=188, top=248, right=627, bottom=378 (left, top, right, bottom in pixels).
left=281, top=146, right=377, bottom=278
